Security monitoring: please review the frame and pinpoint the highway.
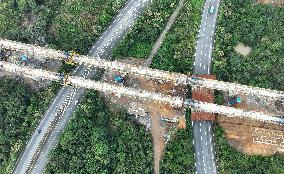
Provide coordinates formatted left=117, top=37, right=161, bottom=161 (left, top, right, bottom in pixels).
left=192, top=0, right=221, bottom=174
left=13, top=0, right=150, bottom=173
left=192, top=121, right=217, bottom=174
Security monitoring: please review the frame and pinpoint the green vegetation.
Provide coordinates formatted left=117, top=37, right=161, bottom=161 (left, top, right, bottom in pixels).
left=0, top=0, right=64, bottom=44
left=112, top=0, right=202, bottom=172
left=1, top=0, right=284, bottom=173
left=45, top=1, right=204, bottom=172
left=0, top=0, right=128, bottom=172
left=113, top=0, right=203, bottom=74
left=160, top=112, right=195, bottom=174
left=45, top=91, right=154, bottom=173
left=0, top=0, right=127, bottom=54
left=213, top=1, right=284, bottom=173
left=0, top=79, right=60, bottom=173
left=213, top=0, right=284, bottom=90
left=215, top=125, right=284, bottom=174
left=47, top=0, right=128, bottom=54
left=150, top=0, right=203, bottom=73
left=112, top=0, right=179, bottom=59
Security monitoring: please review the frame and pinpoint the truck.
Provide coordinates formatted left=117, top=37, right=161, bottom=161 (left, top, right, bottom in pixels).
left=208, top=5, right=215, bottom=14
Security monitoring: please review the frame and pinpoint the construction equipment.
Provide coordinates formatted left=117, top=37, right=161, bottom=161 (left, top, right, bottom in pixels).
left=64, top=51, right=79, bottom=66
left=228, top=96, right=242, bottom=106
left=0, top=48, right=10, bottom=61
left=114, top=71, right=125, bottom=84
left=63, top=73, right=72, bottom=86
left=19, top=51, right=29, bottom=66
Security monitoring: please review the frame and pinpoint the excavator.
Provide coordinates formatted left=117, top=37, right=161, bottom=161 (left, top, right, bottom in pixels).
left=114, top=71, right=125, bottom=84
left=228, top=96, right=242, bottom=107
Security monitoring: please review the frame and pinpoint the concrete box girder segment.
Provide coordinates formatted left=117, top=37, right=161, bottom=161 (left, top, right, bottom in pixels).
left=1, top=61, right=283, bottom=125
left=191, top=75, right=216, bottom=121
left=0, top=38, right=284, bottom=99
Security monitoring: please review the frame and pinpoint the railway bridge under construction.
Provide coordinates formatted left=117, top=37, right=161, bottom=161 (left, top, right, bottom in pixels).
left=1, top=39, right=283, bottom=125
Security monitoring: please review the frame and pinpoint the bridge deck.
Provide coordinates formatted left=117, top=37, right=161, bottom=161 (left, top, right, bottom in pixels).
left=191, top=75, right=216, bottom=121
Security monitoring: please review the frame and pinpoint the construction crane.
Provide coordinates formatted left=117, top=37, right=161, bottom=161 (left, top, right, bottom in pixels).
left=57, top=72, right=72, bottom=86
left=63, top=51, right=79, bottom=66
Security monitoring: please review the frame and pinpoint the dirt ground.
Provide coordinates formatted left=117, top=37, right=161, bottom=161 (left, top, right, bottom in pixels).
left=219, top=91, right=284, bottom=156
left=256, top=0, right=284, bottom=7
left=0, top=48, right=61, bottom=90
left=100, top=58, right=187, bottom=172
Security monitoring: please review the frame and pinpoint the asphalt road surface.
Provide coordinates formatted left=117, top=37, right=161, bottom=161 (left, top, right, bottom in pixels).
left=192, top=0, right=220, bottom=174
left=192, top=121, right=217, bottom=174
left=13, top=0, right=150, bottom=173
left=194, top=0, right=220, bottom=75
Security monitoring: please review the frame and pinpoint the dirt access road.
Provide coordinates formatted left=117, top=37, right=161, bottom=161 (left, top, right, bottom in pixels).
left=256, top=0, right=284, bottom=7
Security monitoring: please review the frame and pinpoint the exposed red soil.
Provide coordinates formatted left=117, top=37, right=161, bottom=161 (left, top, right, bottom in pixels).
left=191, top=111, right=216, bottom=121
left=218, top=91, right=284, bottom=156
left=191, top=75, right=216, bottom=121
left=100, top=58, right=187, bottom=167
left=256, top=0, right=284, bottom=7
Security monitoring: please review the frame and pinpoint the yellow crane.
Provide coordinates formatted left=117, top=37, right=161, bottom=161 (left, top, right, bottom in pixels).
left=64, top=51, right=79, bottom=66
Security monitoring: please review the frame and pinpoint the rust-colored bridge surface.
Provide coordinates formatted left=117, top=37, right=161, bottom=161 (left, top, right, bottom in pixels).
left=191, top=75, right=216, bottom=121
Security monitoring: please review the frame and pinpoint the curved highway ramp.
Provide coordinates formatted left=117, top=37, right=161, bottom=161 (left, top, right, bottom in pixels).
left=12, top=0, right=151, bottom=173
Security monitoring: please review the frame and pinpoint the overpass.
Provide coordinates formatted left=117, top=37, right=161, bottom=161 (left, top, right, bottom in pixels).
left=7, top=0, right=151, bottom=173
left=192, top=0, right=221, bottom=173
left=0, top=57, right=283, bottom=124
left=1, top=42, right=284, bottom=174
left=1, top=38, right=283, bottom=100
left=1, top=0, right=283, bottom=172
